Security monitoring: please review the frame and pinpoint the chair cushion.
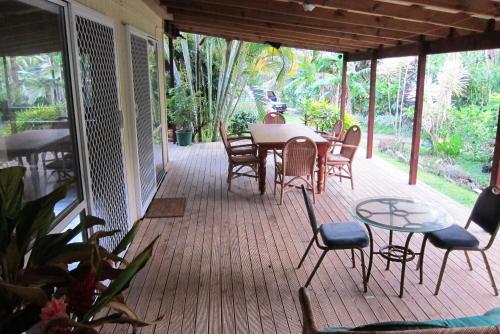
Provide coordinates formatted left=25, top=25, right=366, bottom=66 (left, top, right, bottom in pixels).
left=428, top=224, right=480, bottom=249
left=326, top=153, right=349, bottom=163
left=425, top=307, right=500, bottom=328
left=231, top=145, right=256, bottom=155
left=319, top=222, right=369, bottom=248
left=232, top=154, right=259, bottom=164
left=321, top=308, right=500, bottom=332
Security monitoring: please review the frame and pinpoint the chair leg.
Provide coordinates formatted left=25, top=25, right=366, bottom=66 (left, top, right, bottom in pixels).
left=464, top=251, right=473, bottom=271
left=351, top=249, right=356, bottom=268
left=228, top=163, right=232, bottom=191
left=417, top=235, right=428, bottom=284
left=274, top=167, right=278, bottom=195
left=480, top=251, right=498, bottom=296
left=434, top=249, right=451, bottom=295
left=349, top=164, right=354, bottom=190
left=359, top=249, right=367, bottom=293
left=280, top=176, right=285, bottom=205
left=297, top=237, right=315, bottom=269
left=305, top=250, right=328, bottom=287
left=311, top=177, right=316, bottom=204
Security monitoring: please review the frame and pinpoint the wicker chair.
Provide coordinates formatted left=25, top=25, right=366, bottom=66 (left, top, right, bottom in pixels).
left=324, top=125, right=361, bottom=190
left=263, top=111, right=286, bottom=124
left=274, top=136, right=317, bottom=205
left=317, top=120, right=345, bottom=154
left=317, top=120, right=344, bottom=141
left=219, top=122, right=259, bottom=190
left=299, top=287, right=499, bottom=334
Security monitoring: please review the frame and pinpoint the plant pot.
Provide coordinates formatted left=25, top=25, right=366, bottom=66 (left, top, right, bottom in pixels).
left=175, top=130, right=193, bottom=146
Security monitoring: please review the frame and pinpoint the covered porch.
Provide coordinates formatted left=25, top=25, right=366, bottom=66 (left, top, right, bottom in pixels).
left=103, top=142, right=500, bottom=334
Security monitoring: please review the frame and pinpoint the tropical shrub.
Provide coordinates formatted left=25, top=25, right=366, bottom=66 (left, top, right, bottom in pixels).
left=15, top=104, right=65, bottom=131
left=0, top=166, right=159, bottom=334
left=228, top=109, right=258, bottom=134
left=168, top=84, right=196, bottom=131
left=446, top=99, right=498, bottom=162
left=301, top=98, right=358, bottom=132
left=433, top=132, right=463, bottom=157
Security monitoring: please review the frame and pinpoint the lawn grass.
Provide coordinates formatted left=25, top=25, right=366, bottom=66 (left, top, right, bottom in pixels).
left=284, top=112, right=304, bottom=124
left=455, top=157, right=490, bottom=187
left=376, top=151, right=477, bottom=208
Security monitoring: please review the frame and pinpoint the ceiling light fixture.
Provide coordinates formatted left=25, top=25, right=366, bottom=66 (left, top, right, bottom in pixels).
left=303, top=2, right=316, bottom=11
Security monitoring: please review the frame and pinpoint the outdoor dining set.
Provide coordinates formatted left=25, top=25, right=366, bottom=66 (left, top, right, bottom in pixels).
left=219, top=112, right=500, bottom=298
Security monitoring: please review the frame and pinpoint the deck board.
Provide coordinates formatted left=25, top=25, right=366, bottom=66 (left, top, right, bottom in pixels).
left=111, top=142, right=499, bottom=334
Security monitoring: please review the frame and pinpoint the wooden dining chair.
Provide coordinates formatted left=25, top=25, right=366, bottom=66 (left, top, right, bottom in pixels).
left=274, top=136, right=317, bottom=205
left=417, top=185, right=500, bottom=296
left=219, top=122, right=259, bottom=190
left=324, top=125, right=361, bottom=190
left=297, top=185, right=368, bottom=290
left=317, top=120, right=345, bottom=154
left=317, top=120, right=344, bottom=141
left=263, top=111, right=285, bottom=124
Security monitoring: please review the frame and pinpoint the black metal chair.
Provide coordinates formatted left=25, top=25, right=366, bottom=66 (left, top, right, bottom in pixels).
left=417, top=185, right=500, bottom=296
left=297, top=185, right=369, bottom=291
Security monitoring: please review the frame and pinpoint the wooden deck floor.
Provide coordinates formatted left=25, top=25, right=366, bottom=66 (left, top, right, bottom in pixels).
left=102, top=142, right=499, bottom=334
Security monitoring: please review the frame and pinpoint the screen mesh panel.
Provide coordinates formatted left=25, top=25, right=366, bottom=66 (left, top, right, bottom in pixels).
left=75, top=15, right=129, bottom=251
left=130, top=34, right=156, bottom=212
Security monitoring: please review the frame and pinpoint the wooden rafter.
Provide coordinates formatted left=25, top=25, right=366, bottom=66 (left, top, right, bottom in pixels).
left=175, top=24, right=360, bottom=52
left=164, top=3, right=430, bottom=42
left=347, top=29, right=500, bottom=61
left=384, top=0, right=500, bottom=18
left=278, top=0, right=492, bottom=30
left=161, top=0, right=500, bottom=60
left=172, top=12, right=402, bottom=47
left=163, top=0, right=476, bottom=36
left=173, top=16, right=378, bottom=50
left=174, top=25, right=363, bottom=52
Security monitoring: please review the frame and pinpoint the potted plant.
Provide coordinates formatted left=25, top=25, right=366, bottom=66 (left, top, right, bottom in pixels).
left=168, top=84, right=195, bottom=146
left=0, top=166, right=160, bottom=334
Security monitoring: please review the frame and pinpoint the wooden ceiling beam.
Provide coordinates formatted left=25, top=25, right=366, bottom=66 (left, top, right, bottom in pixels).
left=276, top=0, right=490, bottom=31
left=170, top=11, right=405, bottom=46
left=174, top=24, right=359, bottom=52
left=166, top=5, right=428, bottom=42
left=382, top=0, right=500, bottom=19
left=174, top=21, right=373, bottom=51
left=172, top=15, right=383, bottom=48
left=163, top=0, right=474, bottom=36
left=347, top=29, right=500, bottom=61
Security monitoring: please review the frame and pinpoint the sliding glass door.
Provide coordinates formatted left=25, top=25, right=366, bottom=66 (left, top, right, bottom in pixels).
left=0, top=0, right=84, bottom=227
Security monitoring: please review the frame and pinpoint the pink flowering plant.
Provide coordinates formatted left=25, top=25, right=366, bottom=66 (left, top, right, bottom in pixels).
left=0, top=167, right=160, bottom=334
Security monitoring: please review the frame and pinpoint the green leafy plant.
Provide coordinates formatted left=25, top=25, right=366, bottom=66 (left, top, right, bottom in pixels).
left=167, top=84, right=196, bottom=132
left=0, top=166, right=159, bottom=334
left=301, top=98, right=358, bottom=131
left=228, top=109, right=257, bottom=134
left=434, top=132, right=464, bottom=157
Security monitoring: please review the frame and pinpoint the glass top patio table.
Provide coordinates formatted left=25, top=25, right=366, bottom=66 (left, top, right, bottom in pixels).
left=354, top=197, right=452, bottom=233
left=353, top=196, right=453, bottom=297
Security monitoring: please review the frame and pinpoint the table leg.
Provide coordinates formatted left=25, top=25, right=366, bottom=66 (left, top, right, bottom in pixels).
left=317, top=144, right=328, bottom=193
left=258, top=146, right=267, bottom=195
left=386, top=230, right=393, bottom=270
left=26, top=153, right=41, bottom=197
left=365, top=225, right=374, bottom=285
left=399, top=232, right=414, bottom=298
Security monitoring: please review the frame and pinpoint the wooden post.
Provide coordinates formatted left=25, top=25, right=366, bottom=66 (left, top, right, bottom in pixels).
left=409, top=52, right=427, bottom=185
left=366, top=53, right=377, bottom=159
left=340, top=53, right=348, bottom=123
left=490, top=109, right=500, bottom=186
left=168, top=36, right=175, bottom=90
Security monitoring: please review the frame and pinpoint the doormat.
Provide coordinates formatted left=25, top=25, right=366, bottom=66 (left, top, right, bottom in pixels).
left=145, top=198, right=186, bottom=218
